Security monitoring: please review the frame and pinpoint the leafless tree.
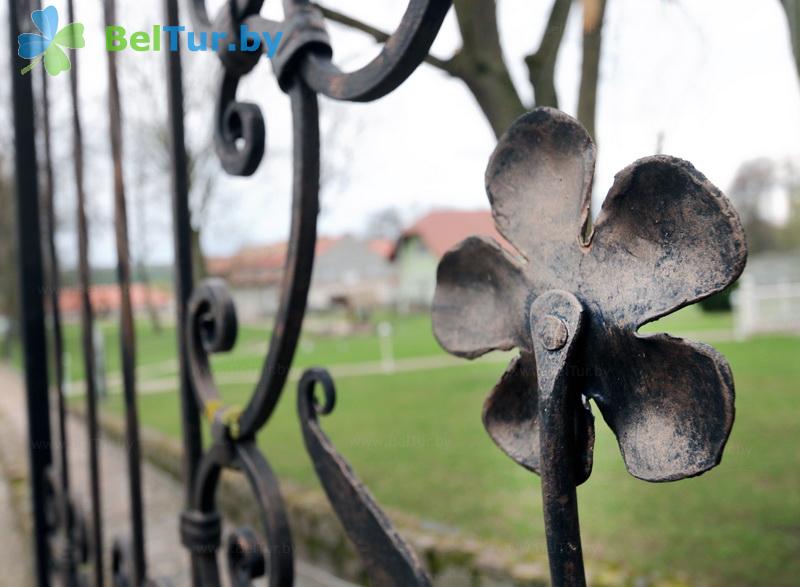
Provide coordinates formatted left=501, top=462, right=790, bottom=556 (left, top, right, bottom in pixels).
left=122, top=49, right=221, bottom=282
left=365, top=207, right=405, bottom=241
left=320, top=0, right=608, bottom=139
left=728, top=158, right=800, bottom=254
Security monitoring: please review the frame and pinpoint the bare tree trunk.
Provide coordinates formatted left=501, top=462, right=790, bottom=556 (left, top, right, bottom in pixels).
left=323, top=0, right=606, bottom=142
left=785, top=0, right=800, bottom=81
left=450, top=0, right=526, bottom=136
left=526, top=0, right=572, bottom=108
left=136, top=260, right=163, bottom=333
left=578, top=0, right=608, bottom=142
left=132, top=200, right=163, bottom=332
left=191, top=227, right=206, bottom=281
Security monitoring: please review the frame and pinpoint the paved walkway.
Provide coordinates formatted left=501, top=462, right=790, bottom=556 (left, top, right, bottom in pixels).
left=73, top=329, right=737, bottom=398
left=75, top=352, right=515, bottom=397
left=0, top=365, right=354, bottom=586
left=0, top=400, right=34, bottom=587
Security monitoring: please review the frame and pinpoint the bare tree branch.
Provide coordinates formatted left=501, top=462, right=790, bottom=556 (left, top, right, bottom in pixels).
left=318, top=1, right=526, bottom=137
left=316, top=5, right=458, bottom=74
left=577, top=0, right=608, bottom=141
left=525, top=0, right=572, bottom=108
left=449, top=0, right=526, bottom=136
left=316, top=0, right=605, bottom=142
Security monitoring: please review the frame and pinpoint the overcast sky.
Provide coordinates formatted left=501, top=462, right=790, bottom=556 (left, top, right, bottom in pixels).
left=2, top=0, right=799, bottom=267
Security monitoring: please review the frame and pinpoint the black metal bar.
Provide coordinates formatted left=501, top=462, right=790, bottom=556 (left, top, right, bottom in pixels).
left=65, top=0, right=104, bottom=584
left=163, top=0, right=202, bottom=583
left=7, top=0, right=53, bottom=584
left=530, top=292, right=587, bottom=587
left=102, top=0, right=148, bottom=583
left=35, top=0, right=77, bottom=578
left=298, top=369, right=431, bottom=586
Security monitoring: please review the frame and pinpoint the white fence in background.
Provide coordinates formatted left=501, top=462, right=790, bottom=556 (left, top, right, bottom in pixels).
left=734, top=277, right=800, bottom=340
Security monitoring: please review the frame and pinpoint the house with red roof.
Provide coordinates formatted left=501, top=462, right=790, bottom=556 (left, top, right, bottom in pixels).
left=206, top=210, right=503, bottom=318
left=58, top=284, right=172, bottom=319
left=209, top=236, right=395, bottom=320
left=309, top=236, right=396, bottom=312
left=391, top=209, right=504, bottom=310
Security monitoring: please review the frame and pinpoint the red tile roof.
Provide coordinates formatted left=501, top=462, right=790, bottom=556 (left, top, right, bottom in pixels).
left=58, top=284, right=171, bottom=315
left=208, top=237, right=347, bottom=286
left=392, top=210, right=507, bottom=259
left=367, top=239, right=394, bottom=260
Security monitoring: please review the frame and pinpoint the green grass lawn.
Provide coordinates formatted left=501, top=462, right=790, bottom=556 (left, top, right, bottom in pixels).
left=78, top=307, right=798, bottom=585
left=57, top=305, right=731, bottom=384
left=56, top=313, right=448, bottom=383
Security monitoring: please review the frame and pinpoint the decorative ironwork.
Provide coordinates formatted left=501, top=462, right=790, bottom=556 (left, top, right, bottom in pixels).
left=432, top=107, right=747, bottom=584
left=173, top=2, right=453, bottom=585
left=6, top=0, right=748, bottom=586
left=298, top=369, right=432, bottom=586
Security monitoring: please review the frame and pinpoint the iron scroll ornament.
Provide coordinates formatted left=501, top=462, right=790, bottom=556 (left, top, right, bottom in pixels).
left=180, top=1, right=451, bottom=586
left=432, top=107, right=747, bottom=585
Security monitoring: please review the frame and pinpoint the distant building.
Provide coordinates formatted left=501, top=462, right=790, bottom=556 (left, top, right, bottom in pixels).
left=734, top=250, right=800, bottom=338
left=310, top=236, right=395, bottom=311
left=208, top=211, right=510, bottom=319
left=208, top=240, right=310, bottom=319
left=740, top=250, right=800, bottom=285
left=390, top=210, right=505, bottom=310
left=210, top=236, right=395, bottom=321
left=58, top=284, right=172, bottom=319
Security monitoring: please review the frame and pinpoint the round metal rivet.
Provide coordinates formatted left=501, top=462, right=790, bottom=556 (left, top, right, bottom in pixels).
left=540, top=316, right=568, bottom=351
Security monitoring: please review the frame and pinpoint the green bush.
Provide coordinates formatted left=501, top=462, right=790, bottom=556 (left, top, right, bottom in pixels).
left=699, top=283, right=737, bottom=313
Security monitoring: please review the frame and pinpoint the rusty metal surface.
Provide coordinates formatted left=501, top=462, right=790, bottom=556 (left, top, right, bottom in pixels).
left=7, top=0, right=53, bottom=583
left=433, top=107, right=747, bottom=584
left=529, top=290, right=587, bottom=585
left=65, top=0, right=106, bottom=583
left=102, top=0, right=150, bottom=583
left=298, top=369, right=432, bottom=587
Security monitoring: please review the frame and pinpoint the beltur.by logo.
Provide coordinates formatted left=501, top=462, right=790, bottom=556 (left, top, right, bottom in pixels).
left=16, top=4, right=284, bottom=77
left=18, top=5, right=85, bottom=76
left=106, top=25, right=283, bottom=57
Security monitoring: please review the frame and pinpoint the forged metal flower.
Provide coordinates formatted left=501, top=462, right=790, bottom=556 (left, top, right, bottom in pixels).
left=433, top=107, right=747, bottom=483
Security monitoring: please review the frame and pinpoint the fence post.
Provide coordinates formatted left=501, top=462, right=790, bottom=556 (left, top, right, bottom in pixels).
left=7, top=0, right=53, bottom=584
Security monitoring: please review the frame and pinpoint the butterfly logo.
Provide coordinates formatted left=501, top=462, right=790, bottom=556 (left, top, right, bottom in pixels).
left=18, top=6, right=85, bottom=76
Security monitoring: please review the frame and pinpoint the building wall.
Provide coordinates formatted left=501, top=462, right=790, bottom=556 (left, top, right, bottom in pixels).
left=395, top=236, right=438, bottom=311
left=229, top=237, right=397, bottom=320
left=309, top=236, right=396, bottom=311
left=231, top=285, right=281, bottom=321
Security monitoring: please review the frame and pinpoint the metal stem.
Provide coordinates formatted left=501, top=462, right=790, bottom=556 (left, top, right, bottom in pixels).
left=163, top=0, right=202, bottom=583
left=65, top=0, right=105, bottom=583
left=36, top=6, right=78, bottom=578
left=531, top=292, right=587, bottom=587
left=7, top=1, right=52, bottom=584
left=102, top=0, right=148, bottom=582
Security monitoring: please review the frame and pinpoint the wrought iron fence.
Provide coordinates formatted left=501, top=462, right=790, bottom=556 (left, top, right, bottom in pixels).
left=6, top=0, right=747, bottom=586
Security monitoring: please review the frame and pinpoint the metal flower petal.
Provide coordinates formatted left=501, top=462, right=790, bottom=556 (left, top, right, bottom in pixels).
left=587, top=156, right=747, bottom=328
left=432, top=236, right=529, bottom=359
left=432, top=237, right=596, bottom=481
left=587, top=332, right=735, bottom=481
left=433, top=107, right=747, bottom=484
left=485, top=107, right=595, bottom=263
left=483, top=354, right=594, bottom=484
